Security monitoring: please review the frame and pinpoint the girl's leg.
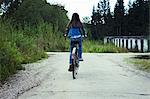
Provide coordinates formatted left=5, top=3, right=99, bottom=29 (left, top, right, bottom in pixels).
left=69, top=40, right=74, bottom=65
left=78, top=38, right=82, bottom=59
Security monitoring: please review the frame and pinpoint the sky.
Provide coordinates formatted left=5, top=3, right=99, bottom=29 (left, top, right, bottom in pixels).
left=47, top=0, right=131, bottom=20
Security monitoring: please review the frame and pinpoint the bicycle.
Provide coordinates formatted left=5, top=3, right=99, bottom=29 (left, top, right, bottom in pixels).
left=71, top=35, right=87, bottom=79
left=71, top=39, right=80, bottom=79
left=64, top=35, right=87, bottom=79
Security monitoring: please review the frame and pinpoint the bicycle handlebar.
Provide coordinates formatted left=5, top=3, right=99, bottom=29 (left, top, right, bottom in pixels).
left=63, top=34, right=87, bottom=40
left=82, top=34, right=87, bottom=38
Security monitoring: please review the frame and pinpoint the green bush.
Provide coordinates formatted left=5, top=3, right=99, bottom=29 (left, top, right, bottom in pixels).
left=0, top=41, right=23, bottom=81
left=0, top=21, right=47, bottom=81
left=13, top=32, right=47, bottom=63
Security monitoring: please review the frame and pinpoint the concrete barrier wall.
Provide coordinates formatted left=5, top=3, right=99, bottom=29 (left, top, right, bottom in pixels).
left=104, top=36, right=150, bottom=52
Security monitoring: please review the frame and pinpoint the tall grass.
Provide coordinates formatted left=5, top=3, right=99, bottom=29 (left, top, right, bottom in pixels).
left=35, top=22, right=67, bottom=51
left=63, top=39, right=128, bottom=53
left=0, top=20, right=70, bottom=81
left=82, top=40, right=128, bottom=53
left=0, top=41, right=24, bottom=80
left=0, top=21, right=47, bottom=81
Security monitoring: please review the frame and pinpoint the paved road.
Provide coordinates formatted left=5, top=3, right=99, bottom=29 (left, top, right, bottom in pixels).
left=16, top=52, right=150, bottom=99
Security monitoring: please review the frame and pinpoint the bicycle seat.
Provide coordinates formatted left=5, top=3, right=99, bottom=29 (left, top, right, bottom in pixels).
left=71, top=38, right=80, bottom=44
left=74, top=41, right=79, bottom=44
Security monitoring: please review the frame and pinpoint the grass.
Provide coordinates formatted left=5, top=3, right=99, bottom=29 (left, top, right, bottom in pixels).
left=63, top=39, right=128, bottom=53
left=82, top=40, right=128, bottom=53
left=130, top=55, right=150, bottom=72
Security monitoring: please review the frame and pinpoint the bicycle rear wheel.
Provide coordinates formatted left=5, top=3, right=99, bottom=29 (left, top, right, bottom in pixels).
left=72, top=59, right=78, bottom=79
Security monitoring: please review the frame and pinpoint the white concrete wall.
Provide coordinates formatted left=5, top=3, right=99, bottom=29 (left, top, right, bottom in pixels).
left=104, top=37, right=149, bottom=52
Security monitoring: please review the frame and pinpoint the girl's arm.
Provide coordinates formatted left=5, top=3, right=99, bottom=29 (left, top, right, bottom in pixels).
left=81, top=27, right=85, bottom=36
left=64, top=27, right=69, bottom=37
left=80, top=26, right=87, bottom=37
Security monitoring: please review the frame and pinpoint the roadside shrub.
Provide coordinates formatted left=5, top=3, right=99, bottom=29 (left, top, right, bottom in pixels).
left=13, top=32, right=47, bottom=63
left=0, top=41, right=23, bottom=81
left=0, top=21, right=47, bottom=81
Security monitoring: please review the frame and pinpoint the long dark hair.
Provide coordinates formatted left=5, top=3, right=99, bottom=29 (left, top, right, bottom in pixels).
left=68, top=13, right=83, bottom=28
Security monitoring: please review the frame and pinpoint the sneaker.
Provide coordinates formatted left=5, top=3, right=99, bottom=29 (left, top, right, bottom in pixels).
left=68, top=65, right=73, bottom=72
left=79, top=58, right=83, bottom=61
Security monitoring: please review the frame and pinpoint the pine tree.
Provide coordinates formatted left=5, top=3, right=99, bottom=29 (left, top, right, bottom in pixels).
left=114, top=0, right=125, bottom=36
left=91, top=0, right=112, bottom=40
left=105, top=1, right=114, bottom=36
left=127, top=0, right=149, bottom=36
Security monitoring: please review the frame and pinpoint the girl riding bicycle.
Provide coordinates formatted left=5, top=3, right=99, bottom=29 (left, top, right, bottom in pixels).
left=64, top=13, right=87, bottom=71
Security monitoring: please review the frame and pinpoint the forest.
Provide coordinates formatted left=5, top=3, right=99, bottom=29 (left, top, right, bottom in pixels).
left=90, top=0, right=149, bottom=40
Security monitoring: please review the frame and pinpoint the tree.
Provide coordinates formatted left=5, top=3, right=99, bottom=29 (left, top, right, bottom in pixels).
left=0, top=0, right=23, bottom=18
left=82, top=16, right=90, bottom=24
left=127, top=0, right=149, bottom=36
left=91, top=0, right=112, bottom=40
left=1, top=0, right=69, bottom=33
left=12, top=0, right=45, bottom=25
left=114, top=0, right=125, bottom=36
left=105, top=1, right=114, bottom=36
